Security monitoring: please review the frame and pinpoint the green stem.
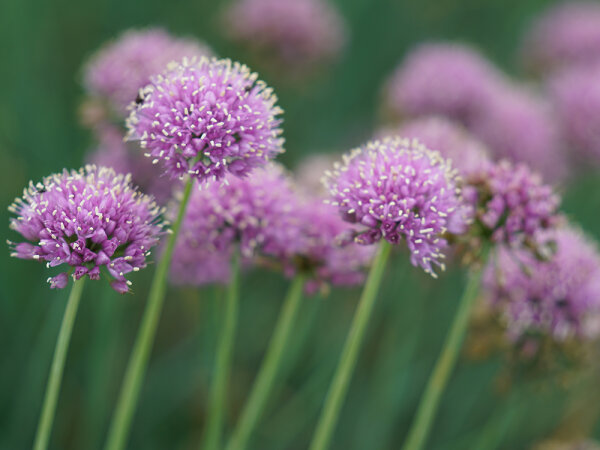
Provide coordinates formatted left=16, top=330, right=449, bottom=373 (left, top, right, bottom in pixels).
left=227, top=274, right=305, bottom=450
left=104, top=178, right=195, bottom=450
left=309, top=240, right=392, bottom=450
left=202, top=251, right=241, bottom=450
left=401, top=247, right=490, bottom=450
left=33, top=278, right=86, bottom=450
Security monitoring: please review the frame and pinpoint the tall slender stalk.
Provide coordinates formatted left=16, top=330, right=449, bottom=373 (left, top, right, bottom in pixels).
left=202, top=251, right=240, bottom=450
left=33, top=278, right=86, bottom=450
left=104, top=178, right=195, bottom=450
left=309, top=240, right=392, bottom=450
left=227, top=274, right=305, bottom=450
left=401, top=247, right=490, bottom=450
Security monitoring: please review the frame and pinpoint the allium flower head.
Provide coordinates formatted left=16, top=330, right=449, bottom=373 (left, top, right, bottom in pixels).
left=549, top=63, right=600, bottom=165
left=8, top=166, right=165, bottom=293
left=324, top=137, right=469, bottom=276
left=381, top=116, right=491, bottom=176
left=484, top=226, right=600, bottom=343
left=83, top=28, right=213, bottom=116
left=126, top=57, right=285, bottom=182
left=471, top=85, right=568, bottom=182
left=521, top=2, right=600, bottom=73
left=170, top=163, right=297, bottom=285
left=385, top=43, right=503, bottom=125
left=88, top=125, right=178, bottom=204
left=464, top=160, right=560, bottom=245
left=224, top=0, right=347, bottom=70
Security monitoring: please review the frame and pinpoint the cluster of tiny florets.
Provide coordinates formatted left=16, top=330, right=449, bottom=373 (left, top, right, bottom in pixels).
left=463, top=160, right=560, bottom=245
left=381, top=116, right=491, bottom=177
left=324, top=137, right=469, bottom=276
left=484, top=226, right=600, bottom=343
left=8, top=166, right=165, bottom=293
left=83, top=28, right=213, bottom=116
left=521, top=1, right=600, bottom=73
left=549, top=63, right=600, bottom=166
left=224, top=0, right=347, bottom=70
left=169, top=163, right=297, bottom=285
left=385, top=43, right=502, bottom=125
left=126, top=57, right=285, bottom=182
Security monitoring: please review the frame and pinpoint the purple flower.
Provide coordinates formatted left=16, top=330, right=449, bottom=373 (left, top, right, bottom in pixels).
left=8, top=166, right=165, bottom=292
left=126, top=57, right=285, bottom=183
left=521, top=2, right=600, bottom=73
left=464, top=160, right=560, bottom=246
left=295, top=153, right=340, bottom=196
left=87, top=125, right=179, bottom=204
left=483, top=226, right=600, bottom=343
left=169, top=163, right=297, bottom=285
left=548, top=63, right=600, bottom=166
left=380, top=116, right=491, bottom=177
left=385, top=43, right=503, bottom=125
left=224, top=0, right=346, bottom=70
left=471, top=85, right=568, bottom=182
left=83, top=28, right=213, bottom=116
left=324, top=137, right=469, bottom=276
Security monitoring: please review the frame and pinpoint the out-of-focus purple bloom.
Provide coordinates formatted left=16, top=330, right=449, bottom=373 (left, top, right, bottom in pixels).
left=287, top=198, right=374, bottom=293
left=295, top=153, right=340, bottom=196
left=8, top=166, right=165, bottom=292
left=324, top=137, right=468, bottom=276
left=169, top=163, right=297, bottom=285
left=549, top=63, right=600, bottom=166
left=379, top=116, right=491, bottom=177
left=83, top=28, right=213, bottom=116
left=471, top=85, right=568, bottom=182
left=521, top=2, right=600, bottom=73
left=464, top=160, right=560, bottom=246
left=385, top=43, right=503, bottom=125
left=126, top=57, right=284, bottom=182
left=484, top=226, right=600, bottom=343
left=224, top=0, right=346, bottom=70
left=87, top=125, right=178, bottom=204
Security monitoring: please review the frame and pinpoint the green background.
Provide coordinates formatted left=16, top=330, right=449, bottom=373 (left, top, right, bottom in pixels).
left=2, top=0, right=600, bottom=449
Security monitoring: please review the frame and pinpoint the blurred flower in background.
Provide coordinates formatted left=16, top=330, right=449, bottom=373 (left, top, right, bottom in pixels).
left=223, top=0, right=347, bottom=78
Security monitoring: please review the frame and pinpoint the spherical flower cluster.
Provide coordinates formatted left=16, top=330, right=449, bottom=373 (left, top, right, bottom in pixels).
left=224, top=0, right=347, bottom=70
left=483, top=226, right=600, bottom=343
left=464, top=160, right=560, bottom=245
left=8, top=166, right=165, bottom=293
left=549, top=63, right=600, bottom=165
left=471, top=85, right=567, bottom=182
left=169, top=163, right=297, bottom=285
left=324, top=137, right=469, bottom=276
left=385, top=43, right=502, bottom=125
left=88, top=125, right=179, bottom=203
left=521, top=2, right=600, bottom=73
left=126, top=57, right=285, bottom=182
left=83, top=28, right=213, bottom=116
left=380, top=116, right=491, bottom=176
left=288, top=198, right=374, bottom=293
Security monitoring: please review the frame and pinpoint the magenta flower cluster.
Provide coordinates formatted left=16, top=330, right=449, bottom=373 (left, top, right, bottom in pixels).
left=463, top=160, right=559, bottom=246
left=324, top=137, right=468, bottom=276
left=224, top=0, right=347, bottom=70
left=484, top=226, right=600, bottom=342
left=126, top=57, right=285, bottom=183
left=521, top=1, right=600, bottom=73
left=83, top=28, right=213, bottom=116
left=8, top=166, right=165, bottom=293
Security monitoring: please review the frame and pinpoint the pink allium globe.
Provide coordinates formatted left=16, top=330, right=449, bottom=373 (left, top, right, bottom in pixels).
left=8, top=166, right=165, bottom=293
left=126, top=57, right=285, bottom=182
left=324, top=137, right=469, bottom=276
left=224, top=0, right=347, bottom=70
left=521, top=2, right=600, bottom=73
left=385, top=43, right=503, bottom=125
left=83, top=28, right=213, bottom=116
left=484, top=226, right=600, bottom=343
